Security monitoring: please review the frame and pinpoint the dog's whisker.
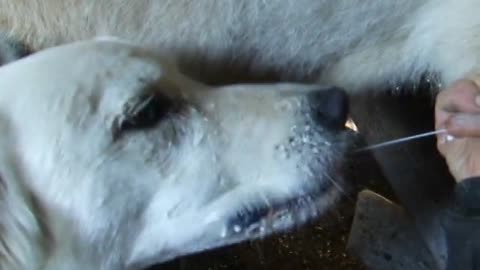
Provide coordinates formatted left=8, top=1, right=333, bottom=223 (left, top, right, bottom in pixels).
left=324, top=174, right=354, bottom=202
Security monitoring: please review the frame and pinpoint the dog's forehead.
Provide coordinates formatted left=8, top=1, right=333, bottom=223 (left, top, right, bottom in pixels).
left=0, top=40, right=170, bottom=113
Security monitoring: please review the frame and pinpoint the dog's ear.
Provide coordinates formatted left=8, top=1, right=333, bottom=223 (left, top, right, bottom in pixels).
left=0, top=33, right=31, bottom=66
left=0, top=120, right=47, bottom=270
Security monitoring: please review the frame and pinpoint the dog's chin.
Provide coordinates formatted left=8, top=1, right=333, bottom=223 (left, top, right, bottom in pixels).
left=179, top=186, right=340, bottom=262
left=149, top=175, right=343, bottom=267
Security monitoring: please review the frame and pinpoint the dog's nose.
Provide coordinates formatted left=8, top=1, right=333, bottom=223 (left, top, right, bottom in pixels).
left=308, top=87, right=349, bottom=130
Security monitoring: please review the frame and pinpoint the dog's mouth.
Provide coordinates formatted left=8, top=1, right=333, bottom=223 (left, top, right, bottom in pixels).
left=224, top=173, right=345, bottom=244
left=224, top=194, right=322, bottom=239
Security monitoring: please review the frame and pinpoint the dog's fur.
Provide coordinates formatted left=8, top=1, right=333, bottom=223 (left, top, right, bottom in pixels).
left=0, top=0, right=480, bottom=269
left=2, top=0, right=480, bottom=87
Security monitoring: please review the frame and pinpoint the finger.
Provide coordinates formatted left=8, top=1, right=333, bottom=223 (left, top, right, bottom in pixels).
left=445, top=113, right=480, bottom=137
left=436, top=79, right=480, bottom=114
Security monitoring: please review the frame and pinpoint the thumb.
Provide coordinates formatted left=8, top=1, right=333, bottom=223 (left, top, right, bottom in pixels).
left=446, top=113, right=480, bottom=137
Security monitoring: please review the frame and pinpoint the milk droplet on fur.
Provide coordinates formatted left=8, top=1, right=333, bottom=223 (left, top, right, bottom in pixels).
left=233, top=225, right=242, bottom=233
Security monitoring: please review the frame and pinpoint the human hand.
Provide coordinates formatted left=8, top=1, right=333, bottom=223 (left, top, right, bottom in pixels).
left=435, top=79, right=480, bottom=182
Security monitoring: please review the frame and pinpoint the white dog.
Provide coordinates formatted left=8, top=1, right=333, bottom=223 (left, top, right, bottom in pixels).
left=1, top=1, right=480, bottom=269
left=0, top=39, right=353, bottom=270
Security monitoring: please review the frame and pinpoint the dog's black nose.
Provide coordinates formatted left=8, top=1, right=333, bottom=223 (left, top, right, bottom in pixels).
left=308, top=87, right=349, bottom=130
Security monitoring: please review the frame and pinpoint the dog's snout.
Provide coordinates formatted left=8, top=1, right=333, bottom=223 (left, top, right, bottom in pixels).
left=308, top=87, right=349, bottom=130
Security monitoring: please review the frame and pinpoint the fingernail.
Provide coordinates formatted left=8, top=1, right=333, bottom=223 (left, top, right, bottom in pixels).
left=449, top=115, right=467, bottom=125
left=450, top=118, right=461, bottom=126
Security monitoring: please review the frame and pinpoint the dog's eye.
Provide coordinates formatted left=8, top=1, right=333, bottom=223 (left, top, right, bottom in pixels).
left=113, top=92, right=173, bottom=138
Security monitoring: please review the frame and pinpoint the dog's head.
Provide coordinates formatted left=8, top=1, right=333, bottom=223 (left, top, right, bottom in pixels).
left=0, top=39, right=355, bottom=270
